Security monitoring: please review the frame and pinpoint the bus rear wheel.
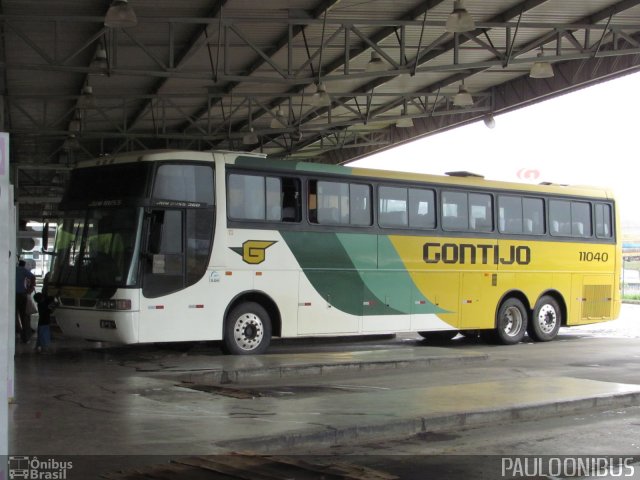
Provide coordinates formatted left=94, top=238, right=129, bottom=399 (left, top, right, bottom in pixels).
left=528, top=295, right=561, bottom=342
left=223, top=302, right=272, bottom=355
left=493, top=298, right=528, bottom=345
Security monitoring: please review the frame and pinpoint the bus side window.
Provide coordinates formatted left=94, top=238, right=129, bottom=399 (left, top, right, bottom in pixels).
left=549, top=200, right=570, bottom=236
left=282, top=206, right=296, bottom=222
left=523, top=197, right=545, bottom=234
left=524, top=219, right=534, bottom=233
left=350, top=184, right=372, bottom=226
left=571, top=201, right=592, bottom=237
left=379, top=186, right=408, bottom=228
left=308, top=185, right=318, bottom=223
left=266, top=177, right=282, bottom=221
left=595, top=202, right=613, bottom=238
left=281, top=178, right=301, bottom=222
left=409, top=188, right=436, bottom=229
left=442, top=191, right=468, bottom=231
left=469, top=193, right=493, bottom=232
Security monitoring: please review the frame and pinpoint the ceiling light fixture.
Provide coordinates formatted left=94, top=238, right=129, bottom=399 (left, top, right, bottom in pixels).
left=242, top=127, right=259, bottom=145
left=396, top=107, right=414, bottom=128
left=366, top=51, right=387, bottom=72
left=311, top=82, right=331, bottom=107
left=445, top=0, right=475, bottom=33
left=69, top=110, right=82, bottom=133
left=453, top=82, right=473, bottom=107
left=104, top=0, right=138, bottom=29
left=78, top=85, right=96, bottom=109
left=90, top=43, right=108, bottom=74
left=395, top=117, right=414, bottom=128
left=529, top=51, right=554, bottom=79
left=483, top=114, right=496, bottom=129
left=270, top=109, right=286, bottom=129
left=62, top=135, right=81, bottom=152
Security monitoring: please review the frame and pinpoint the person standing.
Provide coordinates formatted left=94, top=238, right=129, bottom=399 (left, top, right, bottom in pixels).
left=15, top=259, right=36, bottom=343
left=33, top=292, right=55, bottom=353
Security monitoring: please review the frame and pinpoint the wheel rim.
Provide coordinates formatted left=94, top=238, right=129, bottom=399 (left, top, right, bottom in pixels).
left=233, top=312, right=264, bottom=351
left=536, top=304, right=557, bottom=334
left=502, top=306, right=523, bottom=337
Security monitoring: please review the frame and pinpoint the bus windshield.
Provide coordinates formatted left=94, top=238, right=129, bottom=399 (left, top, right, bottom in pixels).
left=50, top=207, right=143, bottom=287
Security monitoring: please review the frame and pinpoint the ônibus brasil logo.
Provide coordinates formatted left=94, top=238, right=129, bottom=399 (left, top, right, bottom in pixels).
left=8, top=456, right=73, bottom=479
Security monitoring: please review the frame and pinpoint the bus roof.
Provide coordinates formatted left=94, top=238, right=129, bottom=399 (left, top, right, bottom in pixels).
left=76, top=149, right=614, bottom=200
left=228, top=154, right=615, bottom=200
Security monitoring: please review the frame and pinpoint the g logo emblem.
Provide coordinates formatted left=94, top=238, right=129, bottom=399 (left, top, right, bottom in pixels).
left=231, top=240, right=277, bottom=264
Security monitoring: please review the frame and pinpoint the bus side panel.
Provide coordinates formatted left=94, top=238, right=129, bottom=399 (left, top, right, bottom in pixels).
left=410, top=272, right=460, bottom=330
left=297, top=270, right=360, bottom=335
left=253, top=270, right=300, bottom=338
left=460, top=272, right=502, bottom=329
left=281, top=231, right=368, bottom=335
left=137, top=272, right=252, bottom=343
left=223, top=229, right=302, bottom=337
left=361, top=271, right=411, bottom=332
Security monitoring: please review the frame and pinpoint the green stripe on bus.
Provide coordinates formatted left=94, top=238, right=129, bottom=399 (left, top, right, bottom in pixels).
left=281, top=231, right=445, bottom=316
left=339, top=234, right=446, bottom=315
left=280, top=231, right=396, bottom=315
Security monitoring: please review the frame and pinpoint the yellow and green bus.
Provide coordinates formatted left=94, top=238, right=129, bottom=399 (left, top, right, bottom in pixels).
left=49, top=150, right=621, bottom=354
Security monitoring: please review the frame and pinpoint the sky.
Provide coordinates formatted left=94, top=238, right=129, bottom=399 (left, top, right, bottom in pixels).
left=349, top=70, right=640, bottom=234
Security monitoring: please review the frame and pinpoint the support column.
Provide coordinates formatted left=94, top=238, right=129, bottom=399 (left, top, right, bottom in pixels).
left=0, top=131, right=13, bottom=461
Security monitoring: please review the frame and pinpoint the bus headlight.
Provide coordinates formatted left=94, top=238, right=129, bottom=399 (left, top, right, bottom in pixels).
left=96, top=299, right=132, bottom=310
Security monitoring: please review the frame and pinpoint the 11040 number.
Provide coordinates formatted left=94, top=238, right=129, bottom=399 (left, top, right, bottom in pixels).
left=578, top=251, right=609, bottom=262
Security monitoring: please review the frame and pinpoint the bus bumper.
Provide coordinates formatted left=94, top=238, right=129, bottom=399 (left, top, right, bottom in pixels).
left=55, top=308, right=139, bottom=344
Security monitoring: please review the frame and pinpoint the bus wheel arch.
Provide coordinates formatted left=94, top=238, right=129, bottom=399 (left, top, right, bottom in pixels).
left=528, top=290, right=565, bottom=342
left=222, top=291, right=282, bottom=355
left=488, top=291, right=530, bottom=345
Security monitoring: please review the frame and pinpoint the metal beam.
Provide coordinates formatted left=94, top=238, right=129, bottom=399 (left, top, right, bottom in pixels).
left=337, top=42, right=640, bottom=164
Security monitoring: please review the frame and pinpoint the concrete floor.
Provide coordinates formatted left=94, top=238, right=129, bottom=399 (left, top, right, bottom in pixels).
left=7, top=305, right=640, bottom=478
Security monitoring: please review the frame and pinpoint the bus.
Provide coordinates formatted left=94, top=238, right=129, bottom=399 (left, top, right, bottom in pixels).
left=48, top=150, right=621, bottom=354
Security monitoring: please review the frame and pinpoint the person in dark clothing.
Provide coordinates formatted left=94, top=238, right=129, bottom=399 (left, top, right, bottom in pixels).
left=33, top=292, right=56, bottom=353
left=15, top=259, right=36, bottom=343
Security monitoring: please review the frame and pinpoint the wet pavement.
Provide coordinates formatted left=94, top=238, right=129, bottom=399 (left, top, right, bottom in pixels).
left=7, top=305, right=640, bottom=478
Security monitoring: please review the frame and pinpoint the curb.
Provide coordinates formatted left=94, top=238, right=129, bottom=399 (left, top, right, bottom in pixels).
left=178, top=352, right=489, bottom=385
left=219, top=391, right=640, bottom=453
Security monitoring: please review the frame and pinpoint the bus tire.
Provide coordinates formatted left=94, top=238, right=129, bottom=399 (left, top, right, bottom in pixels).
left=528, top=295, right=561, bottom=342
left=418, top=330, right=458, bottom=342
left=494, top=297, right=528, bottom=345
left=223, top=302, right=272, bottom=355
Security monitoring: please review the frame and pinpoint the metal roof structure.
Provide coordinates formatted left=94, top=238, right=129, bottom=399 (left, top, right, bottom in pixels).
left=3, top=0, right=640, bottom=223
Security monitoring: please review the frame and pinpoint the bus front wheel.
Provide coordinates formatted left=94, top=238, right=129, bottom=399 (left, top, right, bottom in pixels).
left=493, top=298, right=528, bottom=345
left=223, top=302, right=272, bottom=355
left=528, top=295, right=561, bottom=342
